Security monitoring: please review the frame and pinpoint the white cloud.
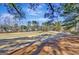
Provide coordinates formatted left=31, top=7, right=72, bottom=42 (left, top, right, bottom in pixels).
left=38, top=5, right=43, bottom=8
left=27, top=18, right=51, bottom=25
left=26, top=8, right=43, bottom=16
left=37, top=18, right=51, bottom=22
left=0, top=13, right=14, bottom=18
left=26, top=8, right=37, bottom=16
left=0, top=13, right=17, bottom=25
left=38, top=4, right=46, bottom=9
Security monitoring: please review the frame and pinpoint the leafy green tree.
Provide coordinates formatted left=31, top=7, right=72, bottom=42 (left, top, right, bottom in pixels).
left=31, top=21, right=39, bottom=31
left=42, top=21, right=51, bottom=31
left=53, top=21, right=62, bottom=31
left=27, top=21, right=32, bottom=31
left=20, top=25, right=27, bottom=32
left=62, top=3, right=79, bottom=32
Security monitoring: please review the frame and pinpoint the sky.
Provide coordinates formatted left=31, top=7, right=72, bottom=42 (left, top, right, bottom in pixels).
left=0, top=3, right=64, bottom=25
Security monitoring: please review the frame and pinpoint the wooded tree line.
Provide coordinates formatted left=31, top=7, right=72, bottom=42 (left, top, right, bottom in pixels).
left=0, top=3, right=79, bottom=33
left=0, top=20, right=62, bottom=32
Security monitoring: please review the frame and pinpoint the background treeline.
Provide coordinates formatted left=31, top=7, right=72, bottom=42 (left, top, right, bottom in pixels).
left=0, top=20, right=62, bottom=32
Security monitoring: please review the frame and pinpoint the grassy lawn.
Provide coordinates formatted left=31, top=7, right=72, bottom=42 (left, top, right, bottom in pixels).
left=0, top=31, right=59, bottom=39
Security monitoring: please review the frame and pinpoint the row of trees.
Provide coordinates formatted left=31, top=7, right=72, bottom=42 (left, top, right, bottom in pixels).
left=62, top=4, right=79, bottom=32
left=0, top=20, right=62, bottom=32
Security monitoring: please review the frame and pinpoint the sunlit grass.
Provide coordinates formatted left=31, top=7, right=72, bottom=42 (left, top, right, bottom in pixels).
left=0, top=45, right=9, bottom=48
left=0, top=31, right=59, bottom=39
